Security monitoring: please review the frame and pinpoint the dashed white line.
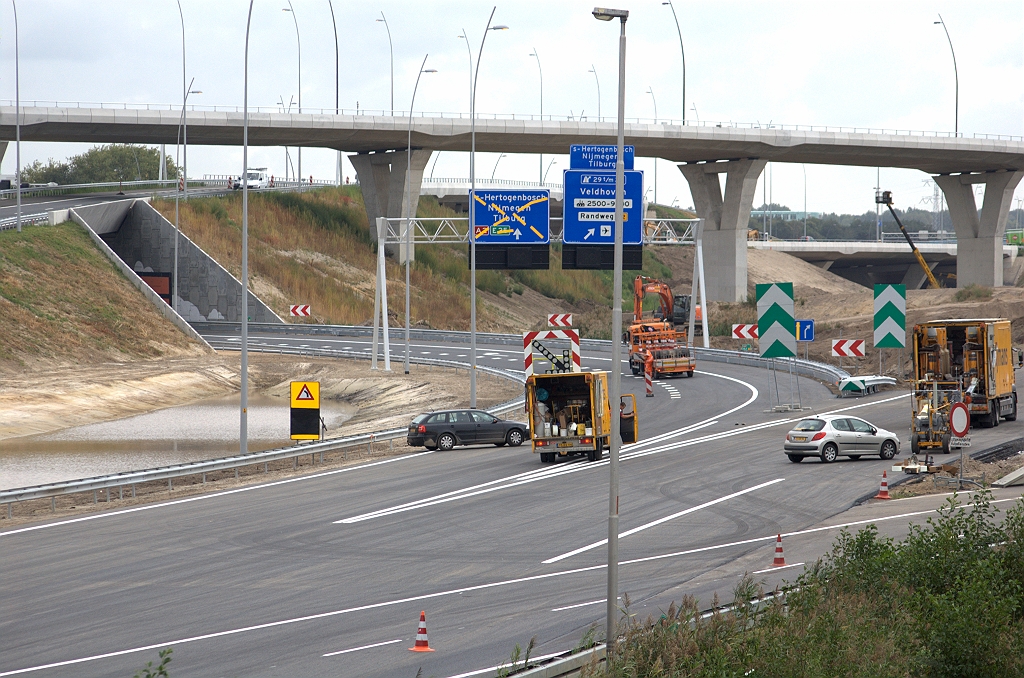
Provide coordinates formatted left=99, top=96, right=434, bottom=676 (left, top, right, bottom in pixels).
left=322, top=638, right=403, bottom=657
left=550, top=597, right=618, bottom=612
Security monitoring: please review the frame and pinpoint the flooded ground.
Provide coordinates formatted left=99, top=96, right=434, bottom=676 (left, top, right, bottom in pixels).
left=0, top=393, right=355, bottom=489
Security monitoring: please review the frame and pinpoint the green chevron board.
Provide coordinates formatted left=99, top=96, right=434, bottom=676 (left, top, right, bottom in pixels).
left=756, top=282, right=796, bottom=358
left=874, top=284, right=906, bottom=348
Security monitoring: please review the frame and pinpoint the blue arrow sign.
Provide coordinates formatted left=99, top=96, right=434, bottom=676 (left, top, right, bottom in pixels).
left=569, top=144, right=634, bottom=170
left=796, top=319, right=815, bottom=342
left=562, top=169, right=643, bottom=245
left=470, top=189, right=550, bottom=244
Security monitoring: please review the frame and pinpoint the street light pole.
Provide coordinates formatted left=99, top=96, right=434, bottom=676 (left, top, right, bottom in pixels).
left=459, top=29, right=473, bottom=114
left=529, top=48, right=543, bottom=184
left=404, top=56, right=437, bottom=375
left=12, top=0, right=20, bottom=233
left=175, top=79, right=200, bottom=317
left=934, top=14, right=958, bottom=137
left=491, top=153, right=506, bottom=181
left=328, top=0, right=340, bottom=185
left=284, top=2, right=302, bottom=184
left=543, top=158, right=557, bottom=183
left=241, top=0, right=255, bottom=457
left=647, top=86, right=657, bottom=205
left=593, top=4, right=628, bottom=661
left=588, top=65, right=601, bottom=120
left=469, top=8, right=508, bottom=409
left=662, top=0, right=685, bottom=124
left=377, top=12, right=394, bottom=115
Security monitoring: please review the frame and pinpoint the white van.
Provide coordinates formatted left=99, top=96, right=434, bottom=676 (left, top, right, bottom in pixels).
left=232, top=168, right=270, bottom=190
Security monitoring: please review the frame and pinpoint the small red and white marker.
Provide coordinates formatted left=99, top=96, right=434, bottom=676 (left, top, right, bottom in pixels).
left=290, top=304, right=311, bottom=317
left=831, top=339, right=865, bottom=357
left=548, top=313, right=573, bottom=327
left=732, top=324, right=758, bottom=340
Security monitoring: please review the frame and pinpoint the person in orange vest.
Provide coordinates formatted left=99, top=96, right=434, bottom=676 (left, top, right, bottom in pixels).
left=644, top=351, right=655, bottom=379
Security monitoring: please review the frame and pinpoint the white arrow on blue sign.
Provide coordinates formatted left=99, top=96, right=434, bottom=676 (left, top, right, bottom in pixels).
left=562, top=169, right=643, bottom=245
left=470, top=189, right=550, bottom=244
left=796, top=319, right=814, bottom=342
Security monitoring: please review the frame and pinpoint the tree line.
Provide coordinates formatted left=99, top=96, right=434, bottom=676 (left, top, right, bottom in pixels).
left=20, top=144, right=180, bottom=185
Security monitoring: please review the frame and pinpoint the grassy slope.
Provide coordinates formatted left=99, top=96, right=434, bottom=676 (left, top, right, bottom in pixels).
left=0, top=222, right=202, bottom=374
left=154, top=188, right=673, bottom=339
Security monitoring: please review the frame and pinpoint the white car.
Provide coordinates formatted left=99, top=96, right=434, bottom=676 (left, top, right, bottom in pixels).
left=784, top=414, right=901, bottom=463
left=232, top=168, right=270, bottom=190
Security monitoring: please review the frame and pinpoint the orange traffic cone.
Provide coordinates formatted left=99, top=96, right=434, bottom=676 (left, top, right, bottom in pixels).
left=409, top=611, right=435, bottom=652
left=772, top=534, right=786, bottom=567
left=874, top=470, right=891, bottom=500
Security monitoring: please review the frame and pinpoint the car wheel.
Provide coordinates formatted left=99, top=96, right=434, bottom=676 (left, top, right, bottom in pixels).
left=540, top=452, right=555, bottom=463
left=820, top=443, right=839, bottom=463
left=880, top=440, right=897, bottom=460
left=991, top=405, right=1000, bottom=428
left=506, top=429, right=524, bottom=447
left=910, top=434, right=920, bottom=456
left=941, top=434, right=951, bottom=454
left=437, top=433, right=456, bottom=451
left=787, top=454, right=803, bottom=463
left=849, top=455, right=861, bottom=461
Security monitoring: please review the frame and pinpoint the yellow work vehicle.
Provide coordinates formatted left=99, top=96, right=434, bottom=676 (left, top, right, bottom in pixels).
left=526, top=371, right=639, bottom=463
left=911, top=318, right=1017, bottom=454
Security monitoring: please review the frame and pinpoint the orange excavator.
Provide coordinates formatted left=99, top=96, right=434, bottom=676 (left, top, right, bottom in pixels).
left=624, top=276, right=698, bottom=378
left=631, top=276, right=702, bottom=331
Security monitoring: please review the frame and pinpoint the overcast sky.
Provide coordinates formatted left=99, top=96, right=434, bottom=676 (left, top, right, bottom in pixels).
left=1, top=0, right=1022, bottom=217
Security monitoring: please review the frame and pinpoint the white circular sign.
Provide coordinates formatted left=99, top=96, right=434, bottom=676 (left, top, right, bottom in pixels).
left=950, top=402, right=970, bottom=438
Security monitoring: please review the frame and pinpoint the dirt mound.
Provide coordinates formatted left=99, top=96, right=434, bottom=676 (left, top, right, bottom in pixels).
left=746, top=248, right=866, bottom=298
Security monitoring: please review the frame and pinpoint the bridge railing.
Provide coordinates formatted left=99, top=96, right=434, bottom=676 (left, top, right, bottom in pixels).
left=2, top=100, right=1021, bottom=142
left=380, top=217, right=699, bottom=245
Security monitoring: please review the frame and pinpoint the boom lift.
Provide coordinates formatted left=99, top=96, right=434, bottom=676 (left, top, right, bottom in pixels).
left=876, top=190, right=941, bottom=289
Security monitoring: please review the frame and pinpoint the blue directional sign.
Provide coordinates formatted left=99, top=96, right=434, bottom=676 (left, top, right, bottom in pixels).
left=796, top=319, right=815, bottom=342
left=570, top=144, right=635, bottom=170
left=470, top=189, right=550, bottom=244
left=562, top=169, right=643, bottom=245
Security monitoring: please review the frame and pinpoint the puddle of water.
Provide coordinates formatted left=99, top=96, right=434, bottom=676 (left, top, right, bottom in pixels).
left=0, top=394, right=356, bottom=490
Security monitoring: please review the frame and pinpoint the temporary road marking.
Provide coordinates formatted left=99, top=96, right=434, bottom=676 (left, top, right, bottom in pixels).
left=550, top=597, right=618, bottom=612
left=753, top=562, right=804, bottom=575
left=542, top=478, right=786, bottom=563
left=7, top=498, right=1015, bottom=676
left=322, top=638, right=403, bottom=657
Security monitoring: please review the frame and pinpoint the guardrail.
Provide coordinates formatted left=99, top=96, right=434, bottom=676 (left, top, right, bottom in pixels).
left=0, top=343, right=525, bottom=516
left=0, top=211, right=48, bottom=231
left=0, top=179, right=201, bottom=201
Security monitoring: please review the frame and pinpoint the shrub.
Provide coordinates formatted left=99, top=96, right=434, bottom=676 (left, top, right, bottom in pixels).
left=953, top=284, right=993, bottom=302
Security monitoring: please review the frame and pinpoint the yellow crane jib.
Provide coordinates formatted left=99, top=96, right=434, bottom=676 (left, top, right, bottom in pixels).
left=876, top=190, right=941, bottom=290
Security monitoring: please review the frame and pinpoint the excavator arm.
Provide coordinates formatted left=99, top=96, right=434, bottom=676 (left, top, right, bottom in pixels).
left=633, top=276, right=674, bottom=322
left=877, top=191, right=941, bottom=290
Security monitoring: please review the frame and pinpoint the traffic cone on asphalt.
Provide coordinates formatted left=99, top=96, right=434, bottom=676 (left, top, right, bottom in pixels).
left=409, top=611, right=435, bottom=652
left=772, top=534, right=786, bottom=567
left=874, top=470, right=891, bottom=500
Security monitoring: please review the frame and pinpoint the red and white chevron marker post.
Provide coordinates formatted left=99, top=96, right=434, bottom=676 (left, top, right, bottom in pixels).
left=547, top=313, right=573, bottom=327
left=831, top=339, right=866, bottom=357
left=289, top=304, right=311, bottom=317
left=731, top=324, right=758, bottom=340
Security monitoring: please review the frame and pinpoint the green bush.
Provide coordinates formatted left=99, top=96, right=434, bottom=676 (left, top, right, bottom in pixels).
left=953, top=284, right=993, bottom=302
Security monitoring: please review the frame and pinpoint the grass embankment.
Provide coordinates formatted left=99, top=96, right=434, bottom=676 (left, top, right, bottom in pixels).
left=0, top=222, right=200, bottom=374
left=154, top=188, right=672, bottom=338
left=597, top=492, right=1024, bottom=677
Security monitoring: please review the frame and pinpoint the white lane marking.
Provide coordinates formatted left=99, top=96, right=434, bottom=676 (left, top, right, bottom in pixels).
left=542, top=478, right=786, bottom=563
left=322, top=638, right=403, bottom=657
left=9, top=498, right=1017, bottom=677
left=0, top=452, right=436, bottom=538
left=439, top=352, right=449, bottom=356
left=753, top=562, right=804, bottom=575
left=550, top=597, right=618, bottom=612
left=443, top=652, right=565, bottom=678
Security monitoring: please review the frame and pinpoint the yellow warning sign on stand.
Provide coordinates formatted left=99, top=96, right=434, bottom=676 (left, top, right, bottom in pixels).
left=290, top=381, right=321, bottom=440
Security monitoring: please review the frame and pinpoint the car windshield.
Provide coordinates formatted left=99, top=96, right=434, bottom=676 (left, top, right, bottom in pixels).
left=792, top=419, right=825, bottom=432
left=247, top=173, right=260, bottom=180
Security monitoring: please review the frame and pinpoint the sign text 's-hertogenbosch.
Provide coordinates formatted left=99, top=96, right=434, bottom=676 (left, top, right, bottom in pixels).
left=471, top=189, right=550, bottom=244
left=569, top=144, right=635, bottom=170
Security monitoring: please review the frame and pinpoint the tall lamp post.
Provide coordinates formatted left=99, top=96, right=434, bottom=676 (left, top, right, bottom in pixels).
left=593, top=4, right=628, bottom=659
left=283, top=3, right=302, bottom=185
left=174, top=80, right=201, bottom=316
left=490, top=153, right=507, bottom=181
left=934, top=14, right=958, bottom=136
left=588, top=65, right=601, bottom=120
left=404, top=56, right=437, bottom=375
left=241, top=0, right=255, bottom=457
left=469, top=8, right=509, bottom=409
left=529, top=48, right=543, bottom=184
left=377, top=12, right=394, bottom=115
left=543, top=158, right=557, bottom=183
left=328, top=0, right=340, bottom=185
left=12, top=0, right=20, bottom=232
left=647, top=86, right=657, bottom=205
left=662, top=1, right=685, bottom=124
left=458, top=29, right=473, bottom=113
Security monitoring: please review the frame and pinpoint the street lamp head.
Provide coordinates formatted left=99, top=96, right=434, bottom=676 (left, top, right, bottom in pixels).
left=491, top=25, right=509, bottom=31
left=593, top=7, right=628, bottom=21
left=189, top=90, right=202, bottom=95
left=422, top=68, right=438, bottom=73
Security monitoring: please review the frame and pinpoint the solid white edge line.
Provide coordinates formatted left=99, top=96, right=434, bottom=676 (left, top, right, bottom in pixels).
left=752, top=562, right=805, bottom=575
left=542, top=478, right=786, bottom=563
left=442, top=651, right=565, bottom=678
left=550, top=597, right=619, bottom=612
left=322, top=638, right=403, bottom=657
left=6, top=497, right=1018, bottom=677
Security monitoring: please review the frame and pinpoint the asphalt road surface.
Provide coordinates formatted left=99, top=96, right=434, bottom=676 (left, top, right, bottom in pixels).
left=3, top=329, right=1022, bottom=678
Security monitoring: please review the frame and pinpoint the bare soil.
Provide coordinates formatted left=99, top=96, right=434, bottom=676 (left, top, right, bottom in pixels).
left=891, top=453, right=1024, bottom=499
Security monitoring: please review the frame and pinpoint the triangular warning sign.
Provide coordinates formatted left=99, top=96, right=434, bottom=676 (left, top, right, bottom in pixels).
left=296, top=384, right=315, bottom=401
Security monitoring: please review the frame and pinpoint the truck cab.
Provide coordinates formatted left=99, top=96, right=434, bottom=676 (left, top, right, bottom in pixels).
left=233, top=168, right=270, bottom=190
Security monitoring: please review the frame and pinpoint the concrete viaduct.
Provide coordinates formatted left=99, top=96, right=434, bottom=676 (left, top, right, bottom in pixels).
left=2, top=104, right=1022, bottom=301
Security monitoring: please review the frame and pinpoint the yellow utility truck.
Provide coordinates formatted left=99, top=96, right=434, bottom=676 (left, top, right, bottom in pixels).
left=911, top=318, right=1017, bottom=454
left=526, top=371, right=638, bottom=463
